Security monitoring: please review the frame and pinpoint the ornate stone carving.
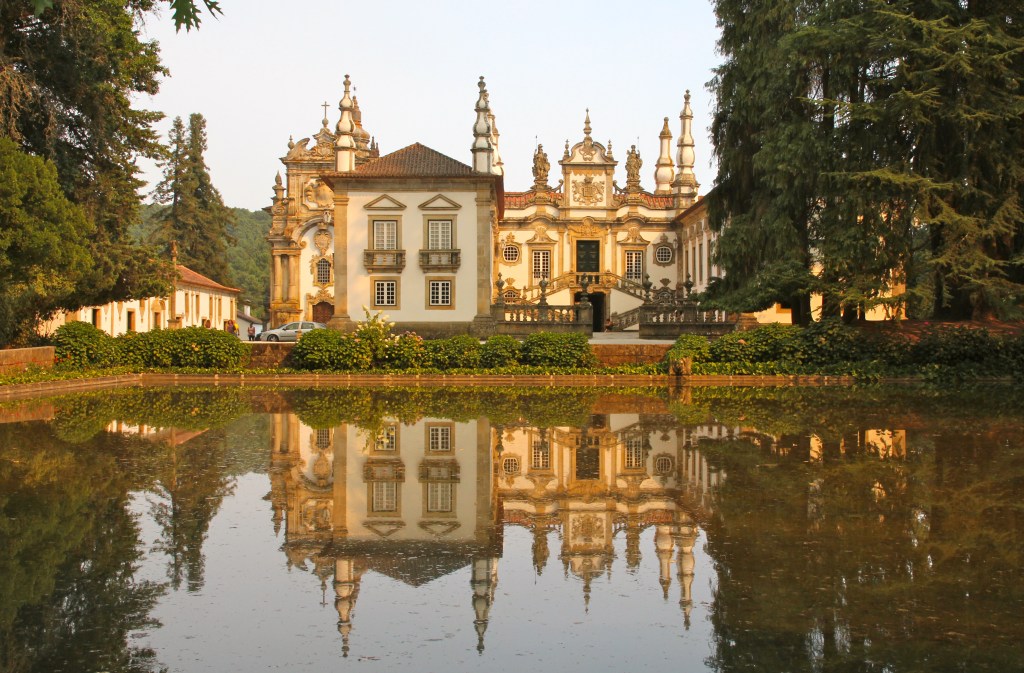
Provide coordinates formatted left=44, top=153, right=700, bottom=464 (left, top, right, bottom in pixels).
left=302, top=178, right=334, bottom=211
left=532, top=144, right=550, bottom=188
left=313, top=229, right=332, bottom=256
left=571, top=176, right=605, bottom=205
left=625, top=145, right=642, bottom=193
left=569, top=220, right=601, bottom=238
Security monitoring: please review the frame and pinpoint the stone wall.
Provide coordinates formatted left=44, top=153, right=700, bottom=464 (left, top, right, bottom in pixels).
left=591, top=343, right=671, bottom=368
left=0, top=347, right=54, bottom=374
left=248, top=342, right=295, bottom=369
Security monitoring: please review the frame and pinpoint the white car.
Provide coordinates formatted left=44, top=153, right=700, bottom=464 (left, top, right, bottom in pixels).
left=258, top=321, right=327, bottom=342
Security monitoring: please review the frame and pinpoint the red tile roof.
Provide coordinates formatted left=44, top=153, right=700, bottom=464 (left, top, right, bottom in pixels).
left=176, top=264, right=239, bottom=294
left=353, top=143, right=476, bottom=177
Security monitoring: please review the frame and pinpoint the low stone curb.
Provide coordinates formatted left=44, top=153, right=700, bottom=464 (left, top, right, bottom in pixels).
left=0, top=371, right=871, bottom=402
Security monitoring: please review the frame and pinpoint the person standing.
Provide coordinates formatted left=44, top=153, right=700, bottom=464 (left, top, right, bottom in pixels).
left=247, top=324, right=256, bottom=341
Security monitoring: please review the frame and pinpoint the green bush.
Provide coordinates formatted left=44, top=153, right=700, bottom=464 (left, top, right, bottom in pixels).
left=481, top=334, right=521, bottom=368
left=52, top=321, right=115, bottom=367
left=707, top=325, right=799, bottom=364
left=910, top=326, right=999, bottom=366
left=780, top=319, right=863, bottom=367
left=520, top=332, right=597, bottom=368
left=114, top=329, right=180, bottom=368
left=160, top=326, right=247, bottom=368
left=383, top=332, right=426, bottom=370
left=292, top=328, right=346, bottom=370
left=665, top=334, right=711, bottom=363
left=425, top=334, right=482, bottom=370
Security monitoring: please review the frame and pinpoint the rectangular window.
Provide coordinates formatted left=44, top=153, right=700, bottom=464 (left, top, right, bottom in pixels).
left=532, top=249, right=551, bottom=280
left=371, top=482, right=398, bottom=513
left=428, top=426, right=451, bottom=451
left=376, top=425, right=397, bottom=452
left=374, top=280, right=397, bottom=306
left=532, top=440, right=550, bottom=470
left=625, top=438, right=644, bottom=469
left=373, top=220, right=398, bottom=250
left=427, top=482, right=453, bottom=513
left=427, top=220, right=452, bottom=250
left=625, top=250, right=644, bottom=282
left=92, top=309, right=102, bottom=328
left=429, top=280, right=452, bottom=306
left=126, top=310, right=136, bottom=332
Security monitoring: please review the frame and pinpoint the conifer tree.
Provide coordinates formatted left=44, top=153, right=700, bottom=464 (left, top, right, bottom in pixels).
left=152, top=113, right=234, bottom=284
left=707, top=0, right=1024, bottom=320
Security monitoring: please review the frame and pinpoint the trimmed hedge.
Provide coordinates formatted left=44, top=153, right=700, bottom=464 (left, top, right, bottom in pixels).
left=665, top=320, right=1024, bottom=379
left=520, top=332, right=597, bottom=368
left=53, top=322, right=247, bottom=369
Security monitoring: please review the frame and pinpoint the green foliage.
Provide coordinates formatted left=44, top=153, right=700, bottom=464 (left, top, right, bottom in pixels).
left=52, top=321, right=115, bottom=368
left=480, top=334, right=521, bottom=368
left=779, top=319, right=865, bottom=368
left=909, top=326, right=999, bottom=366
left=425, top=335, right=482, bottom=370
left=110, top=327, right=246, bottom=369
left=665, top=334, right=711, bottom=363
left=384, top=333, right=426, bottom=370
left=225, top=208, right=270, bottom=318
left=2, top=0, right=171, bottom=313
left=0, top=140, right=95, bottom=346
left=520, top=332, right=597, bottom=368
left=708, top=0, right=1024, bottom=320
left=292, top=329, right=355, bottom=370
left=151, top=114, right=234, bottom=285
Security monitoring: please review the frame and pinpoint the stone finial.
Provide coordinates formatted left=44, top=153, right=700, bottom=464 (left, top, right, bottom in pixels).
left=655, top=116, right=675, bottom=194
left=472, top=76, right=494, bottom=173
left=335, top=74, right=356, bottom=172
left=674, top=89, right=699, bottom=204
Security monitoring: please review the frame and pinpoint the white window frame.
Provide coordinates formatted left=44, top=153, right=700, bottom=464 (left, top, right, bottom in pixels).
left=625, top=438, right=644, bottom=469
left=371, top=481, right=398, bottom=513
left=625, top=250, right=644, bottom=282
left=531, top=440, right=550, bottom=470
left=532, top=249, right=551, bottom=280
left=428, top=425, right=452, bottom=451
left=428, top=280, right=452, bottom=307
left=427, top=482, right=453, bottom=513
left=373, top=220, right=398, bottom=250
left=374, top=280, right=397, bottom=307
left=427, top=219, right=452, bottom=250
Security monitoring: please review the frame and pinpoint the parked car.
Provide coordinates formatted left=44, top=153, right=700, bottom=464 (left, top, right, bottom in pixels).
left=258, top=321, right=327, bottom=342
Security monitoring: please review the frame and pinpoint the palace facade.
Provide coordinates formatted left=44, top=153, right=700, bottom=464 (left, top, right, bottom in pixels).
left=266, top=75, right=729, bottom=335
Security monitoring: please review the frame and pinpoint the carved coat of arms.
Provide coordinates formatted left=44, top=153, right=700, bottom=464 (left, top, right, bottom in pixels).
left=572, top=176, right=605, bottom=206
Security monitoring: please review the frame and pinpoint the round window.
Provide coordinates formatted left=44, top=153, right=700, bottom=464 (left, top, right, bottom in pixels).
left=502, top=456, right=521, bottom=474
left=502, top=245, right=520, bottom=263
left=655, top=245, right=674, bottom=264
left=655, top=455, right=673, bottom=474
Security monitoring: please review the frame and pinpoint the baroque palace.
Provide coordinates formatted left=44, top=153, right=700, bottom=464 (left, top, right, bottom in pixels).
left=266, top=75, right=742, bottom=336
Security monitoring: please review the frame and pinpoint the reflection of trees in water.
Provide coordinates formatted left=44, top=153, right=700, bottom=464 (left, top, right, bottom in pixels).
left=148, top=429, right=235, bottom=592
left=0, top=423, right=165, bottom=673
left=701, top=426, right=1024, bottom=673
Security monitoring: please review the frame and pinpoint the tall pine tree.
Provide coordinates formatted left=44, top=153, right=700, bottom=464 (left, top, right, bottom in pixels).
left=708, top=0, right=1024, bottom=321
left=152, top=113, right=234, bottom=284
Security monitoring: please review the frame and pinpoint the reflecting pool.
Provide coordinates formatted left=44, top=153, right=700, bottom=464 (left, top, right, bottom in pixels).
left=1, top=385, right=1023, bottom=672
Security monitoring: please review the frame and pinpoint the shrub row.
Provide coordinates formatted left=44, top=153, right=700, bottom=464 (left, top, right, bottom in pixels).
left=52, top=321, right=248, bottom=369
left=291, top=325, right=596, bottom=372
left=665, top=320, right=1024, bottom=379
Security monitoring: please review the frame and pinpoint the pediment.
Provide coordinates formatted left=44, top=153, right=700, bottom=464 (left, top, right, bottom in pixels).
left=364, top=194, right=407, bottom=210
left=363, top=520, right=406, bottom=538
left=418, top=521, right=462, bottom=538
left=418, top=194, right=462, bottom=210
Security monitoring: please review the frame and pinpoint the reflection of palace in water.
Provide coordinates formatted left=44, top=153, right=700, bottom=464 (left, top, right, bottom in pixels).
left=266, top=409, right=729, bottom=653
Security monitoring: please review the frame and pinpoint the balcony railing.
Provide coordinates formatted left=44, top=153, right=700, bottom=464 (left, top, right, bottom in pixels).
left=418, top=249, right=461, bottom=271
left=363, top=249, right=406, bottom=272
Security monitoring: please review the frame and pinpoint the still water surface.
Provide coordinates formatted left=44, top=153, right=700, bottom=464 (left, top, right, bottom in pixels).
left=1, top=385, right=1022, bottom=672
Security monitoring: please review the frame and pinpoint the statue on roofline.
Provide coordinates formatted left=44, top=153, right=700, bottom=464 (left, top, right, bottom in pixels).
left=532, top=144, right=550, bottom=189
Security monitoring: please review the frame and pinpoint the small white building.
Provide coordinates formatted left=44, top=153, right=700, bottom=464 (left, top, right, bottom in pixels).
left=42, top=264, right=240, bottom=336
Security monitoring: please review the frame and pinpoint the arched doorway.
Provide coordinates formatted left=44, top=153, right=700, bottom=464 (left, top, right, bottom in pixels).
left=312, top=301, right=333, bottom=324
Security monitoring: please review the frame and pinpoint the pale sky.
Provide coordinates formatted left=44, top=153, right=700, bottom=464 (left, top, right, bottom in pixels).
left=138, top=0, right=722, bottom=211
